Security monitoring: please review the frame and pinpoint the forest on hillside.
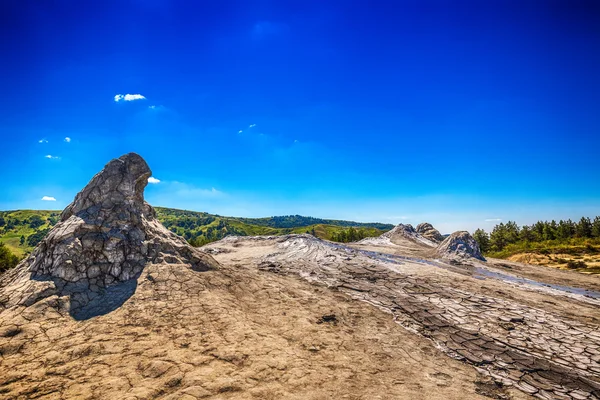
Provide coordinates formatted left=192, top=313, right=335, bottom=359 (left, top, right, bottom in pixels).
left=0, top=209, right=389, bottom=271
left=473, top=216, right=600, bottom=257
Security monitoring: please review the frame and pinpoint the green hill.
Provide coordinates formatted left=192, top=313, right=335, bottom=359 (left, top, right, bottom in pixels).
left=0, top=208, right=392, bottom=269
left=154, top=208, right=391, bottom=246
left=0, top=210, right=60, bottom=257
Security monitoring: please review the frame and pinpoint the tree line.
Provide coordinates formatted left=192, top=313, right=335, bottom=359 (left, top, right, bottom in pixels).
left=473, top=216, right=600, bottom=253
left=329, top=227, right=376, bottom=243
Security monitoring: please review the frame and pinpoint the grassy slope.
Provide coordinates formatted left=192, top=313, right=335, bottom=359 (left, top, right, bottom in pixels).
left=154, top=207, right=388, bottom=238
left=486, top=238, right=600, bottom=274
left=0, top=210, right=58, bottom=257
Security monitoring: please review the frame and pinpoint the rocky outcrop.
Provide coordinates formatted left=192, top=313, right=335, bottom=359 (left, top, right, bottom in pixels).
left=415, top=223, right=445, bottom=243
left=436, top=231, right=485, bottom=261
left=0, top=153, right=218, bottom=316
left=381, top=224, right=437, bottom=247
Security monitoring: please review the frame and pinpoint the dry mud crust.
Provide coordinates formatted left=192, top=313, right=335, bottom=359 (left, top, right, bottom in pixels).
left=207, top=235, right=600, bottom=400
left=0, top=260, right=513, bottom=400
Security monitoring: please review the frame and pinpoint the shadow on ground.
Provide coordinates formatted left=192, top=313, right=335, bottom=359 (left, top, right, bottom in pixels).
left=30, top=273, right=140, bottom=320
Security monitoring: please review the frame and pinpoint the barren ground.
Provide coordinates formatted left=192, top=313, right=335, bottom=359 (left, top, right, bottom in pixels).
left=1, top=234, right=599, bottom=399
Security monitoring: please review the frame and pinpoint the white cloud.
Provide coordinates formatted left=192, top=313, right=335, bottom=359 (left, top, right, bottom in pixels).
left=148, top=105, right=156, bottom=109
left=41, top=196, right=56, bottom=201
left=114, top=93, right=146, bottom=102
left=238, top=130, right=243, bottom=133
left=484, top=218, right=502, bottom=222
left=45, top=155, right=60, bottom=160
left=148, top=177, right=160, bottom=184
left=38, top=139, right=48, bottom=143
left=64, top=137, right=71, bottom=143
left=249, top=124, right=256, bottom=128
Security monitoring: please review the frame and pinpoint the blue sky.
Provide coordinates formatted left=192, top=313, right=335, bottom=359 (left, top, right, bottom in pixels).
left=1, top=0, right=599, bottom=233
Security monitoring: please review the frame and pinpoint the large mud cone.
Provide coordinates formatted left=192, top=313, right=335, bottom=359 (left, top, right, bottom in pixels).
left=381, top=223, right=437, bottom=247
left=415, top=222, right=445, bottom=244
left=436, top=231, right=485, bottom=261
left=0, top=153, right=218, bottom=316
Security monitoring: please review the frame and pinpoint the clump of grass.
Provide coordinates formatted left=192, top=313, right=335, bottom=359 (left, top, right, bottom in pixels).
left=566, top=260, right=587, bottom=269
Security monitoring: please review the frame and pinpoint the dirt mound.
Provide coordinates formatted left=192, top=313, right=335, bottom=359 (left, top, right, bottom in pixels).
left=416, top=222, right=445, bottom=243
left=381, top=223, right=438, bottom=247
left=436, top=231, right=485, bottom=261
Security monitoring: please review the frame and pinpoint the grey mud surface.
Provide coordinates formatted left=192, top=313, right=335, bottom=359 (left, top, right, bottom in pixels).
left=206, top=234, right=600, bottom=400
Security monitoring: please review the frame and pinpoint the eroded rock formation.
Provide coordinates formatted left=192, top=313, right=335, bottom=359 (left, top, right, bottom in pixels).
left=382, top=223, right=437, bottom=247
left=0, top=153, right=218, bottom=317
left=436, top=231, right=485, bottom=261
left=416, top=222, right=445, bottom=243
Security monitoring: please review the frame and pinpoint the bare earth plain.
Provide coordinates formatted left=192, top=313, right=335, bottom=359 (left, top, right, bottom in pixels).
left=1, top=232, right=599, bottom=399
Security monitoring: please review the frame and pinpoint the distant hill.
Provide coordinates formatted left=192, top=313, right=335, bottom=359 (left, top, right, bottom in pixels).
left=0, top=210, right=59, bottom=258
left=155, top=208, right=391, bottom=246
left=0, top=208, right=393, bottom=263
left=234, top=214, right=393, bottom=230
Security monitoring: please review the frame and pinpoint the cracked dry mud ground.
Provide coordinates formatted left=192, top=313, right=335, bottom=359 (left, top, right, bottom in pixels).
left=0, top=259, right=518, bottom=400
left=0, top=235, right=599, bottom=399
left=205, top=235, right=600, bottom=400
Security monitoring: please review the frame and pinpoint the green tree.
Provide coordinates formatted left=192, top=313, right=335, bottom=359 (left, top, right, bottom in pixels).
left=473, top=229, right=490, bottom=253
left=28, top=215, right=45, bottom=229
left=490, top=223, right=509, bottom=251
left=519, top=225, right=535, bottom=242
left=0, top=242, right=19, bottom=272
left=542, top=223, right=556, bottom=241
left=576, top=217, right=592, bottom=238
left=532, top=221, right=545, bottom=239
left=556, top=220, right=574, bottom=240
left=505, top=221, right=520, bottom=244
left=592, top=216, right=600, bottom=238
left=20, top=235, right=25, bottom=246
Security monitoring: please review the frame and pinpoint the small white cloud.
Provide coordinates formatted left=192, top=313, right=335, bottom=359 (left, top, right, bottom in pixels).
left=45, top=155, right=60, bottom=160
left=148, top=177, right=160, bottom=184
left=41, top=196, right=56, bottom=201
left=125, top=94, right=145, bottom=101
left=64, top=137, right=71, bottom=143
left=249, top=124, right=256, bottom=128
left=484, top=218, right=502, bottom=222
left=148, top=105, right=156, bottom=109
left=294, top=139, right=298, bottom=143
left=238, top=130, right=243, bottom=133
left=38, top=139, right=48, bottom=143
left=114, top=93, right=146, bottom=102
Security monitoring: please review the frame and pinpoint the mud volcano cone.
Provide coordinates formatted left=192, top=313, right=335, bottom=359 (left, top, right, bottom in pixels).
left=0, top=153, right=218, bottom=317
left=436, top=231, right=485, bottom=261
